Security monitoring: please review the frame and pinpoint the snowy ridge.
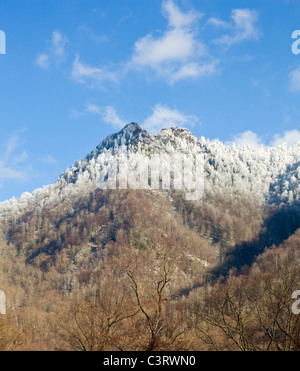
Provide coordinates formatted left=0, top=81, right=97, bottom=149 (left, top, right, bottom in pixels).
left=0, top=123, right=299, bottom=219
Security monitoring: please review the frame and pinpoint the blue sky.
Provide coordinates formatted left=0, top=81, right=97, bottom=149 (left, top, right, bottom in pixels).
left=0, top=0, right=300, bottom=201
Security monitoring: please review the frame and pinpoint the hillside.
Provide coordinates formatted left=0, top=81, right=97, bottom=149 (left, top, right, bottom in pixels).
left=0, top=123, right=299, bottom=351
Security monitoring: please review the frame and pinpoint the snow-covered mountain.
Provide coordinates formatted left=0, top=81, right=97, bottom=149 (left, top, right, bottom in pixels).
left=0, top=122, right=299, bottom=219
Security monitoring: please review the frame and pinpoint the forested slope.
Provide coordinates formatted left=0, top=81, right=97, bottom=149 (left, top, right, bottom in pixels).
left=0, top=123, right=299, bottom=350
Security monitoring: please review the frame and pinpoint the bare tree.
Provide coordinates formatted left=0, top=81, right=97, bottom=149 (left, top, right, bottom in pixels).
left=59, top=276, right=138, bottom=351
left=126, top=248, right=188, bottom=351
left=191, top=276, right=259, bottom=351
left=247, top=258, right=300, bottom=351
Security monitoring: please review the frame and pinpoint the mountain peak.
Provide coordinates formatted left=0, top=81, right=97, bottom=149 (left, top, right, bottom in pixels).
left=118, top=122, right=151, bottom=143
left=122, top=122, right=142, bottom=133
left=93, top=122, right=150, bottom=154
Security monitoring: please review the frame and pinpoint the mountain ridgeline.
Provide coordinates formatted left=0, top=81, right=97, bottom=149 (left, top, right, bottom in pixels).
left=0, top=123, right=299, bottom=351
left=1, top=122, right=299, bottom=217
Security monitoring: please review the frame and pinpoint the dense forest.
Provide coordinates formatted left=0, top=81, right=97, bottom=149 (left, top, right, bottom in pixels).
left=0, top=188, right=299, bottom=351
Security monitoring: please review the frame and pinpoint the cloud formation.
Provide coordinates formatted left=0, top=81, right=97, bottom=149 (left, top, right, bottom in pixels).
left=271, top=130, right=300, bottom=147
left=130, top=0, right=217, bottom=84
left=142, top=103, right=198, bottom=133
left=81, top=102, right=198, bottom=134
left=71, top=55, right=118, bottom=86
left=86, top=104, right=126, bottom=128
left=0, top=133, right=29, bottom=183
left=209, top=8, right=259, bottom=48
left=36, top=2, right=260, bottom=87
left=35, top=30, right=68, bottom=69
left=226, top=130, right=263, bottom=149
left=227, top=129, right=300, bottom=148
left=35, top=53, right=49, bottom=69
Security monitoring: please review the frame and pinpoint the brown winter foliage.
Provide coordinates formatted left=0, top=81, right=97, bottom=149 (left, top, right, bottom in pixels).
left=0, top=189, right=299, bottom=351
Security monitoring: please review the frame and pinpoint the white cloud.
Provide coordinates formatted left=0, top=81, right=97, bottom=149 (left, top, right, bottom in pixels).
left=162, top=0, right=201, bottom=28
left=101, top=106, right=127, bottom=128
left=85, top=104, right=126, bottom=128
left=132, top=28, right=204, bottom=67
left=226, top=130, right=264, bottom=149
left=35, top=53, right=49, bottom=69
left=271, top=130, right=300, bottom=147
left=85, top=103, right=102, bottom=115
left=71, top=55, right=118, bottom=86
left=0, top=134, right=29, bottom=183
left=226, top=129, right=300, bottom=148
left=79, top=102, right=198, bottom=134
left=4, top=134, right=20, bottom=157
left=130, top=0, right=216, bottom=84
left=206, top=17, right=230, bottom=28
left=170, top=61, right=218, bottom=84
left=142, top=104, right=198, bottom=134
left=35, top=30, right=68, bottom=69
left=50, top=30, right=68, bottom=61
left=212, top=9, right=259, bottom=48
